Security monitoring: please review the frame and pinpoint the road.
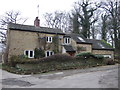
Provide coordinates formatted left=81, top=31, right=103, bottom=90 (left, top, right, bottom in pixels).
left=1, top=65, right=119, bottom=88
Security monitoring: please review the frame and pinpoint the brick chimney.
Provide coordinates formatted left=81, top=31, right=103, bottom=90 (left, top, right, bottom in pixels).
left=34, top=17, right=40, bottom=27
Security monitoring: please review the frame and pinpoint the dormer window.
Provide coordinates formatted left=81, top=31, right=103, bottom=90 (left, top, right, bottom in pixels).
left=46, top=37, right=52, bottom=43
left=64, top=37, right=71, bottom=45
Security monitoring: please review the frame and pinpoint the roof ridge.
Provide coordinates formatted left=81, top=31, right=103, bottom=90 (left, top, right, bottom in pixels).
left=87, top=39, right=101, bottom=41
left=9, top=23, right=62, bottom=31
left=8, top=23, right=65, bottom=35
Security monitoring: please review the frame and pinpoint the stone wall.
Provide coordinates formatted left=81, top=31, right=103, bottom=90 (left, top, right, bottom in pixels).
left=92, top=50, right=114, bottom=59
left=7, top=30, right=64, bottom=60
left=76, top=44, right=92, bottom=53
left=70, top=38, right=92, bottom=54
left=8, top=30, right=38, bottom=59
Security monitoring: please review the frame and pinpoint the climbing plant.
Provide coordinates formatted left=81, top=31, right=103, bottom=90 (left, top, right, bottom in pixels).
left=53, top=35, right=59, bottom=54
left=34, top=48, right=45, bottom=59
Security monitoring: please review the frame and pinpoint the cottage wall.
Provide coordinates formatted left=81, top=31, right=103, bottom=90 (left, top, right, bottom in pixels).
left=7, top=30, right=64, bottom=60
left=70, top=38, right=92, bottom=54
left=8, top=30, right=38, bottom=59
left=92, top=50, right=114, bottom=59
left=76, top=44, right=92, bottom=53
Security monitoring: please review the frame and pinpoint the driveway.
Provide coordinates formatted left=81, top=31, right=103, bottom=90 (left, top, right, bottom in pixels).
left=1, top=65, right=119, bottom=88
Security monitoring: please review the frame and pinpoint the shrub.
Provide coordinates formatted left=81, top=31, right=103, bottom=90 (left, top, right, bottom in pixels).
left=76, top=52, right=95, bottom=59
left=34, top=48, right=45, bottom=59
left=105, top=58, right=115, bottom=65
left=9, top=55, right=19, bottom=67
left=5, top=53, right=109, bottom=74
left=9, top=54, right=75, bottom=66
left=94, top=55, right=104, bottom=59
left=9, top=55, right=29, bottom=67
left=76, top=52, right=104, bottom=60
left=40, top=54, right=75, bottom=62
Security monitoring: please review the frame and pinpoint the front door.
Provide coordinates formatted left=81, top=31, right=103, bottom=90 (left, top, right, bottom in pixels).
left=67, top=51, right=75, bottom=56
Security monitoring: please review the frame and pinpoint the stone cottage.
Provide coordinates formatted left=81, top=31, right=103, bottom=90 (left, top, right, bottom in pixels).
left=4, top=17, right=114, bottom=61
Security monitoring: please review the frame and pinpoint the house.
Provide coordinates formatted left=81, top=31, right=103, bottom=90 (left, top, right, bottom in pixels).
left=62, top=33, right=114, bottom=59
left=4, top=17, right=114, bottom=62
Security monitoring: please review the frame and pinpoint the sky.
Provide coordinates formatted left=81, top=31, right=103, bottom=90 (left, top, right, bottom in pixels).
left=0, top=0, right=80, bottom=26
left=0, top=0, right=104, bottom=51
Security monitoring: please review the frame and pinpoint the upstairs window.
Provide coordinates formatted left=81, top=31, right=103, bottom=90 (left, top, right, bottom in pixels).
left=46, top=37, right=52, bottom=43
left=24, top=50, right=34, bottom=58
left=45, top=51, right=54, bottom=57
left=64, top=37, right=71, bottom=45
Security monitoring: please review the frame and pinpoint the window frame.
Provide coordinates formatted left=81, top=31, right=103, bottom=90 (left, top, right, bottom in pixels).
left=45, top=51, right=54, bottom=57
left=24, top=50, right=34, bottom=58
left=46, top=36, right=53, bottom=43
left=64, top=37, right=71, bottom=45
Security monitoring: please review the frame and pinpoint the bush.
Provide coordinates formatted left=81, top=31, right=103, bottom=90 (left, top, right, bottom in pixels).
left=105, top=58, right=115, bottom=65
left=76, top=52, right=95, bottom=59
left=34, top=48, right=45, bottom=59
left=94, top=55, right=104, bottom=59
left=76, top=52, right=104, bottom=60
left=9, top=54, right=75, bottom=66
left=9, top=55, right=28, bottom=67
left=40, top=54, right=75, bottom=62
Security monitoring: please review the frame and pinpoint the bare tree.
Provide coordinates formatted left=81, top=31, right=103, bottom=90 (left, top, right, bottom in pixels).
left=101, top=14, right=109, bottom=41
left=0, top=10, right=27, bottom=27
left=0, top=10, right=28, bottom=63
left=44, top=11, right=71, bottom=33
left=70, top=11, right=80, bottom=34
left=72, top=0, right=101, bottom=38
left=0, top=10, right=27, bottom=45
left=101, top=0, right=120, bottom=52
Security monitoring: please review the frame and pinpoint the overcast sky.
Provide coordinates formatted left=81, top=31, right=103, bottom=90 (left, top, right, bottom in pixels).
left=0, top=0, right=81, bottom=26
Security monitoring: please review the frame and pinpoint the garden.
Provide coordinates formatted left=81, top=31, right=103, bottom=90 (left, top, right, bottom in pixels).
left=2, top=52, right=116, bottom=75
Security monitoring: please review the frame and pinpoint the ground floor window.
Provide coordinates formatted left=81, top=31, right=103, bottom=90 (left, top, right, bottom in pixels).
left=24, top=50, right=34, bottom=58
left=45, top=51, right=54, bottom=57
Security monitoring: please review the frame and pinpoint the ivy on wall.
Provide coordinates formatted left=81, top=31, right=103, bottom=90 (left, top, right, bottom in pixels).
left=37, top=32, right=60, bottom=55
left=34, top=48, right=45, bottom=59
left=53, top=35, right=59, bottom=54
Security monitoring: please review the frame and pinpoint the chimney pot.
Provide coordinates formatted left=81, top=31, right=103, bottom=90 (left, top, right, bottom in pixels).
left=34, top=17, right=40, bottom=27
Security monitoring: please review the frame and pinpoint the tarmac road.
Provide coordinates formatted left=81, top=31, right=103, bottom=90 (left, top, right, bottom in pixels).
left=1, top=64, right=119, bottom=88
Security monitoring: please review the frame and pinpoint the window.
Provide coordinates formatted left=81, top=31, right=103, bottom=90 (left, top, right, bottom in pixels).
left=98, top=43, right=105, bottom=48
left=24, top=50, right=34, bottom=58
left=78, top=37, right=85, bottom=42
left=45, top=51, right=54, bottom=57
left=46, top=37, right=52, bottom=43
left=64, top=37, right=71, bottom=45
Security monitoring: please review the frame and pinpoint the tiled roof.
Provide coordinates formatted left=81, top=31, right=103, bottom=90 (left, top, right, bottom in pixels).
left=8, top=23, right=65, bottom=35
left=87, top=39, right=114, bottom=50
left=66, top=33, right=92, bottom=44
left=63, top=45, right=76, bottom=52
left=66, top=33, right=114, bottom=50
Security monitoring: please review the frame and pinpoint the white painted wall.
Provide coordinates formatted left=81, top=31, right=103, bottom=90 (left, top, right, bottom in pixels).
left=62, top=47, right=66, bottom=54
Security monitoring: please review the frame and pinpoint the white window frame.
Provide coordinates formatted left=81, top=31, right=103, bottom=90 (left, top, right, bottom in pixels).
left=64, top=37, right=71, bottom=45
left=45, top=51, right=54, bottom=57
left=24, top=50, right=34, bottom=58
left=46, top=36, right=52, bottom=43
